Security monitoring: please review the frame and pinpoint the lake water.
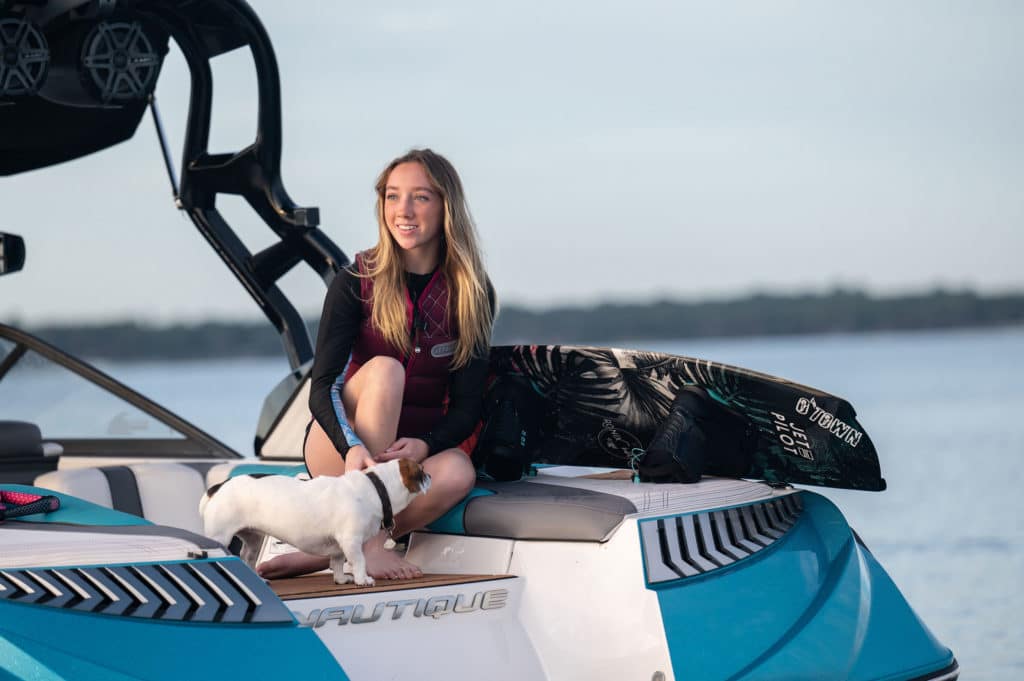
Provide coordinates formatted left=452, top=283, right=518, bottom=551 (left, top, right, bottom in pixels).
left=97, top=326, right=1024, bottom=679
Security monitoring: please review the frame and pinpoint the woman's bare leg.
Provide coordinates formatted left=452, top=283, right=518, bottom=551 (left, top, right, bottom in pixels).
left=304, top=355, right=405, bottom=474
left=259, top=357, right=452, bottom=581
left=360, top=449, right=477, bottom=580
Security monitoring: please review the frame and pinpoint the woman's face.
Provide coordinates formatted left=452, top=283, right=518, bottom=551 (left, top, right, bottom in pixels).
left=383, top=162, right=444, bottom=261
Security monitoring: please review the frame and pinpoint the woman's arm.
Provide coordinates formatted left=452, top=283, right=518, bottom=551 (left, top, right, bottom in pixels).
left=308, top=268, right=364, bottom=458
left=419, top=353, right=490, bottom=455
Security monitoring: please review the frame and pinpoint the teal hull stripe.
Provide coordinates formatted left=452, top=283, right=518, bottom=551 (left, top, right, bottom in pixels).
left=651, top=492, right=955, bottom=680
left=0, top=595, right=347, bottom=680
left=1, top=484, right=150, bottom=526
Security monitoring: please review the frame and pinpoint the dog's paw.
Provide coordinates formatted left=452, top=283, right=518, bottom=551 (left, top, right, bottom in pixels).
left=353, top=575, right=375, bottom=587
left=332, top=571, right=354, bottom=585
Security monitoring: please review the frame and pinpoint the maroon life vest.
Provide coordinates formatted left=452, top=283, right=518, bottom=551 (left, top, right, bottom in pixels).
left=347, top=252, right=458, bottom=438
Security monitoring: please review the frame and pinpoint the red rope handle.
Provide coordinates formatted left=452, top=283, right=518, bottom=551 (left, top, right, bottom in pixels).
left=0, top=490, right=60, bottom=521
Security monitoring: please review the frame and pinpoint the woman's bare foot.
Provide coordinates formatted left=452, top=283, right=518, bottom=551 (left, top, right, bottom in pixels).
left=363, top=531, right=422, bottom=581
left=256, top=550, right=328, bottom=580
left=255, top=534, right=421, bottom=582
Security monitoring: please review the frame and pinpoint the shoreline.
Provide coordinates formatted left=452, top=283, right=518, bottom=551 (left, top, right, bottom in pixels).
left=12, top=288, right=1021, bottom=362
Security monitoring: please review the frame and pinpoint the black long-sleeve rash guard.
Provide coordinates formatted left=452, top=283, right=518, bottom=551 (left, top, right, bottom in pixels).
left=308, top=265, right=493, bottom=460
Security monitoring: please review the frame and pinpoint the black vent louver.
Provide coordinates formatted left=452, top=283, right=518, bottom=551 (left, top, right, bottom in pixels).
left=0, top=558, right=292, bottom=624
left=640, top=494, right=804, bottom=585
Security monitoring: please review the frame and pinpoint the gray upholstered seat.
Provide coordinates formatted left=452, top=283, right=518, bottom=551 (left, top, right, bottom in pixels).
left=462, top=480, right=638, bottom=542
left=451, top=474, right=779, bottom=542
left=35, top=463, right=208, bottom=535
left=33, top=461, right=305, bottom=537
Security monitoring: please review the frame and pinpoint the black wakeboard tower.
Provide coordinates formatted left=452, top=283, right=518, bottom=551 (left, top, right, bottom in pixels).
left=0, top=0, right=347, bottom=370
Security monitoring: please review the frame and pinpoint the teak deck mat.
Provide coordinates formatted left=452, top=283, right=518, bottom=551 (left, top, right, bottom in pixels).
left=271, top=572, right=514, bottom=600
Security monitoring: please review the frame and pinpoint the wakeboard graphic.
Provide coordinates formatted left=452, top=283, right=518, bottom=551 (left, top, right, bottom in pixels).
left=486, top=345, right=885, bottom=491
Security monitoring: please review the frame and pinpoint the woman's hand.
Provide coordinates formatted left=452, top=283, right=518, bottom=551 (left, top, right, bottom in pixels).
left=377, top=438, right=429, bottom=463
left=344, top=444, right=376, bottom=472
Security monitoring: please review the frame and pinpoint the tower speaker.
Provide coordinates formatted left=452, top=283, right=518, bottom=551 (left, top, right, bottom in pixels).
left=0, top=17, right=49, bottom=97
left=79, top=20, right=159, bottom=102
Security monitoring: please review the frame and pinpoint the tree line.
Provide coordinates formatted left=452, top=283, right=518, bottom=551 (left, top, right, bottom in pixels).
left=21, top=288, right=1024, bottom=361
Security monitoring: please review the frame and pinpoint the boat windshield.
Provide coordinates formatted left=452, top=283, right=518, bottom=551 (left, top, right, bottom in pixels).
left=0, top=337, right=183, bottom=440
left=0, top=326, right=239, bottom=460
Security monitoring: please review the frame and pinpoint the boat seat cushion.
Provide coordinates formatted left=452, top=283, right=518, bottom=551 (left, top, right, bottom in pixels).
left=440, top=474, right=783, bottom=542
left=460, top=480, right=637, bottom=542
left=34, top=463, right=207, bottom=535
left=33, top=467, right=114, bottom=508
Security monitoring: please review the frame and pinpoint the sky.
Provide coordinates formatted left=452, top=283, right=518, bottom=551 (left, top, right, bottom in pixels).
left=2, top=0, right=1022, bottom=325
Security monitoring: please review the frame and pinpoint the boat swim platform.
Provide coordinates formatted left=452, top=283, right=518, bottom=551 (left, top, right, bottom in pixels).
left=270, top=572, right=514, bottom=600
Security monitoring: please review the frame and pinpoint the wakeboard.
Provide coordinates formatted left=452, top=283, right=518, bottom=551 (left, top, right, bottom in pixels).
left=484, top=345, right=885, bottom=491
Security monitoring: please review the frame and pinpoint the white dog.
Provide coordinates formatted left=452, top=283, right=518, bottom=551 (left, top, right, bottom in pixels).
left=200, top=458, right=431, bottom=586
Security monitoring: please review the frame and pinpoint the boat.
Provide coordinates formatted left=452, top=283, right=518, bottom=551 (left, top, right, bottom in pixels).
left=0, top=2, right=959, bottom=679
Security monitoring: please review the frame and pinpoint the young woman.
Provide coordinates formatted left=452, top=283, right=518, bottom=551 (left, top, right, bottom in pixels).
left=258, top=149, right=494, bottom=581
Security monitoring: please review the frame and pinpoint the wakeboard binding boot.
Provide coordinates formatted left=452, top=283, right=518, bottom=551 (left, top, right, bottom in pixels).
left=638, top=386, right=711, bottom=483
left=474, top=376, right=538, bottom=481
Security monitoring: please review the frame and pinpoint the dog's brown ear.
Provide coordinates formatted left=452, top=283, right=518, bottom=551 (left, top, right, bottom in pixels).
left=398, top=458, right=426, bottom=493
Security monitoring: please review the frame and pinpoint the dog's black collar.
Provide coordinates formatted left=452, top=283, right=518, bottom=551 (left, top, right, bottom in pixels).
left=364, top=471, right=395, bottom=535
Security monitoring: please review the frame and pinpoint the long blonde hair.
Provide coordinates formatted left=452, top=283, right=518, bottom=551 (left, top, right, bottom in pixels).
left=361, top=149, right=494, bottom=369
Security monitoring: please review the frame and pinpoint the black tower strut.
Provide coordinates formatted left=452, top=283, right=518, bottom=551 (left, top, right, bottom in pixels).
left=1, top=1, right=347, bottom=371
left=135, top=0, right=348, bottom=370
